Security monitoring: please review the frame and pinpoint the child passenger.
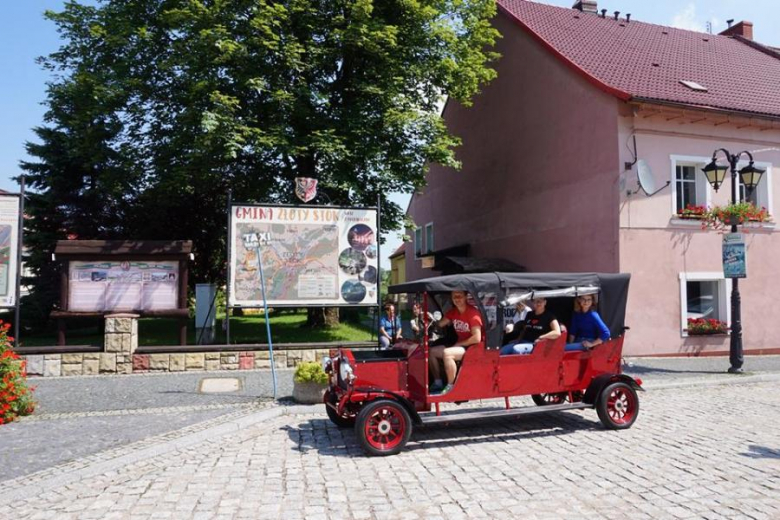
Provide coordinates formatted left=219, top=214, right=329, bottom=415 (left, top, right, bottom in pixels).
left=566, top=294, right=610, bottom=351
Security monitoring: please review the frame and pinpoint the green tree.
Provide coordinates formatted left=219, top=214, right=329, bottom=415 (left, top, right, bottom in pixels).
left=23, top=0, right=499, bottom=326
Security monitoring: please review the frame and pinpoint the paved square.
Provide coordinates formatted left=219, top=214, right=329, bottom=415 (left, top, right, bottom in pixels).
left=3, top=381, right=779, bottom=519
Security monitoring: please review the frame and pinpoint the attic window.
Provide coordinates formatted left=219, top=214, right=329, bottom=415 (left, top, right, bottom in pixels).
left=680, top=80, right=708, bottom=92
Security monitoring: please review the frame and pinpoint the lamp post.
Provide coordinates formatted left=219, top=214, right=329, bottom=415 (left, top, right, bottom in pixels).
left=701, top=149, right=765, bottom=373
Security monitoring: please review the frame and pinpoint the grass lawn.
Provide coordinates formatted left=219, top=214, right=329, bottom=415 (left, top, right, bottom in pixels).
left=17, top=310, right=377, bottom=347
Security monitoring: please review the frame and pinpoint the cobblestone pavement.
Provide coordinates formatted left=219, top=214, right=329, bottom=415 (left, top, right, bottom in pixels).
left=3, top=381, right=779, bottom=519
left=0, top=404, right=266, bottom=481
left=27, top=370, right=293, bottom=414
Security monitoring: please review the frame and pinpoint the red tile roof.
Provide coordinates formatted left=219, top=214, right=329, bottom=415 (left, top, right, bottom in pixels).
left=388, top=243, right=406, bottom=259
left=497, top=0, right=780, bottom=119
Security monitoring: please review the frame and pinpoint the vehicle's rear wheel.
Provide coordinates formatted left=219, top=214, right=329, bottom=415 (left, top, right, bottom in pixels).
left=326, top=403, right=356, bottom=428
left=531, top=393, right=567, bottom=406
left=596, top=381, right=639, bottom=429
left=355, top=399, right=412, bottom=456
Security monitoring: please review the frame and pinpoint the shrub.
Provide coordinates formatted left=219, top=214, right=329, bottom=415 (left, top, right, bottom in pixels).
left=0, top=321, right=36, bottom=425
left=293, top=361, right=328, bottom=384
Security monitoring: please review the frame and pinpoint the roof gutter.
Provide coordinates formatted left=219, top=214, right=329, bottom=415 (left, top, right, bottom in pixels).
left=496, top=4, right=632, bottom=102
left=632, top=97, right=780, bottom=123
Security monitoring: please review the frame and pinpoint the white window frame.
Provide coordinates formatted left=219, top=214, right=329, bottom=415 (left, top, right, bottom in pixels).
left=424, top=222, right=434, bottom=254
left=670, top=155, right=712, bottom=216
left=414, top=227, right=423, bottom=257
left=678, top=272, right=731, bottom=337
left=736, top=160, right=773, bottom=216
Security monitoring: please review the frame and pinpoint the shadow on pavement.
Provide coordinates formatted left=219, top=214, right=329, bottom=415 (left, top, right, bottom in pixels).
left=282, top=412, right=601, bottom=457
left=741, top=445, right=780, bottom=459
left=625, top=365, right=722, bottom=376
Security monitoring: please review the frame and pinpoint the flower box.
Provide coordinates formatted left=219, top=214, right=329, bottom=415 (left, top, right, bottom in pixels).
left=676, top=204, right=707, bottom=220
left=686, top=318, right=728, bottom=336
left=703, top=202, right=771, bottom=230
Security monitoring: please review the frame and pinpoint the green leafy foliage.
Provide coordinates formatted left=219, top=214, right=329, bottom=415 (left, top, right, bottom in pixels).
left=22, top=0, right=500, bottom=325
left=293, top=360, right=328, bottom=384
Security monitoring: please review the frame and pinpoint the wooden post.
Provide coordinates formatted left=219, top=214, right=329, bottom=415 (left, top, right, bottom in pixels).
left=179, top=258, right=189, bottom=346
left=57, top=318, right=66, bottom=346
left=58, top=262, right=69, bottom=346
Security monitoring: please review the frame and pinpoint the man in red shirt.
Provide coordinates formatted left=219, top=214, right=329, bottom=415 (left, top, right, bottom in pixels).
left=429, top=290, right=483, bottom=394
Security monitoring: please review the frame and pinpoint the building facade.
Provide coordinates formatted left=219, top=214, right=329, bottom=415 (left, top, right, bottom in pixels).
left=405, top=0, right=780, bottom=356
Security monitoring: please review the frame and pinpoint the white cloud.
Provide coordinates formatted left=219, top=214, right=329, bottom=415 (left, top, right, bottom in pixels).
left=671, top=3, right=705, bottom=32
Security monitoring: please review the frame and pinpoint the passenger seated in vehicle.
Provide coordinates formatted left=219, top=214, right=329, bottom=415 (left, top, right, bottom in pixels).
left=566, top=294, right=610, bottom=351
left=408, top=302, right=423, bottom=340
left=499, top=297, right=561, bottom=355
left=429, top=290, right=483, bottom=395
left=378, top=303, right=402, bottom=349
left=502, top=301, right=531, bottom=343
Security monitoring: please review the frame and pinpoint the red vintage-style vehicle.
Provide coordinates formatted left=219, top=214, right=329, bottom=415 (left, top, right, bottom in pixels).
left=323, top=272, right=642, bottom=456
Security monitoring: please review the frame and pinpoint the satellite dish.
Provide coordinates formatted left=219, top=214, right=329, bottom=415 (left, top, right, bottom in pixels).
left=632, top=159, right=670, bottom=197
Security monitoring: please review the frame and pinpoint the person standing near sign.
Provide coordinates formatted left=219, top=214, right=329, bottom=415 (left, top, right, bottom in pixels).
left=379, top=303, right=402, bottom=349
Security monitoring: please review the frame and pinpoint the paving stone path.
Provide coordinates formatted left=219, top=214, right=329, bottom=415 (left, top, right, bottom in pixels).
left=3, top=381, right=779, bottom=519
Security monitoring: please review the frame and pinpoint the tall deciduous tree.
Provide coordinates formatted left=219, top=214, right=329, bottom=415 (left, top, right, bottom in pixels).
left=22, top=0, right=499, bottom=325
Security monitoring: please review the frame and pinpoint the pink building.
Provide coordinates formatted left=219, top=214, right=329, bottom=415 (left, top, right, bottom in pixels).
left=405, top=0, right=780, bottom=356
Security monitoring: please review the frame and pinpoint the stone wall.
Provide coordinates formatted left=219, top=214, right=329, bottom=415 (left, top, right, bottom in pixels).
left=22, top=348, right=333, bottom=377
left=20, top=313, right=360, bottom=377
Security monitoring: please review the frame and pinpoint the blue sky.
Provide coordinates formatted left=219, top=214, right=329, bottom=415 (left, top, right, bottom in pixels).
left=1, top=1, right=778, bottom=268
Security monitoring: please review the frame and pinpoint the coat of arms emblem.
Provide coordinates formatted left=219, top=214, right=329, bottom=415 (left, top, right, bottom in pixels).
left=294, top=177, right=318, bottom=203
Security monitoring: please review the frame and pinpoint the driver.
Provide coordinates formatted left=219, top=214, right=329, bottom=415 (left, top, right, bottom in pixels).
left=429, top=290, right=483, bottom=395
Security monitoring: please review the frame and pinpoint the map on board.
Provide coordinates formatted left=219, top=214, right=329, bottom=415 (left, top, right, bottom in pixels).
left=233, top=222, right=339, bottom=302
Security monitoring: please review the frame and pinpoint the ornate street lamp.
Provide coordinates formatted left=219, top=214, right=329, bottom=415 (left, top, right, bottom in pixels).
left=701, top=149, right=765, bottom=373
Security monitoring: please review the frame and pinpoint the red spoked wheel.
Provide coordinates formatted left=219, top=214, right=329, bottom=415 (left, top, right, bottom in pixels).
left=597, top=381, right=639, bottom=430
left=531, top=393, right=567, bottom=406
left=355, top=399, right=412, bottom=456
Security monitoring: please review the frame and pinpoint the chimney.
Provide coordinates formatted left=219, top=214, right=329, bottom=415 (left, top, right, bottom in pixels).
left=572, top=0, right=597, bottom=14
left=719, top=20, right=753, bottom=40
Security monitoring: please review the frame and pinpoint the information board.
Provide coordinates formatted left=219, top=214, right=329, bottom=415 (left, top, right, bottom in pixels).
left=68, top=261, right=179, bottom=312
left=0, top=195, right=20, bottom=307
left=229, top=204, right=379, bottom=306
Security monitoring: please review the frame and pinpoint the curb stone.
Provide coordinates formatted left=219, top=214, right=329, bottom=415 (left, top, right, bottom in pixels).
left=640, top=372, right=780, bottom=390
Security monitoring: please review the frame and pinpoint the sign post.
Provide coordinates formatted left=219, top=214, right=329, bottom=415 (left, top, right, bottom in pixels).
left=242, top=232, right=277, bottom=399
left=722, top=233, right=746, bottom=279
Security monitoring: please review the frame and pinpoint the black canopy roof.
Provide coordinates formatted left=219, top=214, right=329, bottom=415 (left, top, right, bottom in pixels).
left=390, top=272, right=631, bottom=344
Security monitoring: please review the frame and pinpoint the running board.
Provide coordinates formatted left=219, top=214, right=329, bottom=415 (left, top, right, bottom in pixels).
left=419, top=402, right=593, bottom=425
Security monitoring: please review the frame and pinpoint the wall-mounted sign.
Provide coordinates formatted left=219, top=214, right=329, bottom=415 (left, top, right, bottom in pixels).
left=722, top=233, right=746, bottom=279
left=229, top=204, right=378, bottom=306
left=0, top=195, right=20, bottom=307
left=68, top=261, right=179, bottom=312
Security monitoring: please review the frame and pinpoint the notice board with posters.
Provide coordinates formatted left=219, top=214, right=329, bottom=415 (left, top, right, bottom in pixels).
left=0, top=194, right=20, bottom=307
left=68, top=261, right=180, bottom=312
left=229, top=204, right=379, bottom=307
left=54, top=240, right=191, bottom=315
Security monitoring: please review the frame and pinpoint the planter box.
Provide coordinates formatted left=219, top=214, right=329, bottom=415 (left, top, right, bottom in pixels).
left=293, top=381, right=326, bottom=404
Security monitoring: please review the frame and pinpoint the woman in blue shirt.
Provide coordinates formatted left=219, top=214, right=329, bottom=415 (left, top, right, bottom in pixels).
left=566, top=294, right=610, bottom=352
left=379, top=303, right=402, bottom=349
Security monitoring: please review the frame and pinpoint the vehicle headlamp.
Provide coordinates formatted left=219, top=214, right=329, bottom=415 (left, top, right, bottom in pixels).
left=339, top=359, right=354, bottom=382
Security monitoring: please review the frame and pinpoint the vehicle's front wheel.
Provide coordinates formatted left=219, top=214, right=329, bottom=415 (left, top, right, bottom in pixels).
left=596, top=381, right=639, bottom=429
left=326, top=403, right=356, bottom=428
left=355, top=399, right=412, bottom=456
